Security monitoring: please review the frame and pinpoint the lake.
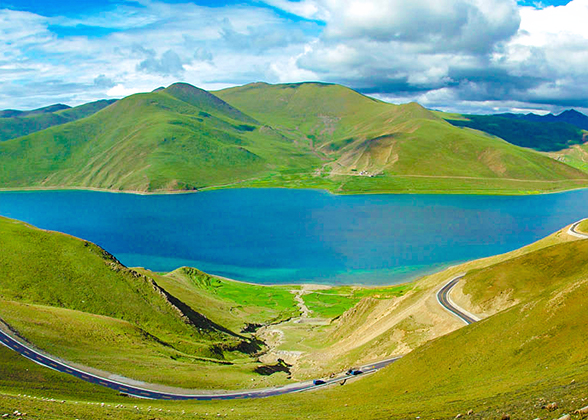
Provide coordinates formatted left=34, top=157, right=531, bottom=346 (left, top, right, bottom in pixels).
left=0, top=188, right=587, bottom=285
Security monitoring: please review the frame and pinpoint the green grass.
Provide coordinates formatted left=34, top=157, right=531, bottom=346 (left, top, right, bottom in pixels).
left=303, top=284, right=411, bottom=319
left=0, top=216, right=284, bottom=389
left=238, top=169, right=588, bottom=195
left=549, top=143, right=588, bottom=173
left=0, top=301, right=279, bottom=390
left=461, top=238, right=588, bottom=313
left=578, top=219, right=588, bottom=233
left=139, top=267, right=300, bottom=331
left=3, top=250, right=588, bottom=419
left=0, top=82, right=586, bottom=195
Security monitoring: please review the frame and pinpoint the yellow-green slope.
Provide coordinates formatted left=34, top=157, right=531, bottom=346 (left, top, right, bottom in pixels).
left=2, top=224, right=588, bottom=419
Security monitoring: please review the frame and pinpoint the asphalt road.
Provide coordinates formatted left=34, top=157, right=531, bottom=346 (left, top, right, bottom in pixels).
left=0, top=324, right=399, bottom=400
left=1, top=270, right=485, bottom=400
left=436, top=275, right=479, bottom=325
left=568, top=219, right=588, bottom=239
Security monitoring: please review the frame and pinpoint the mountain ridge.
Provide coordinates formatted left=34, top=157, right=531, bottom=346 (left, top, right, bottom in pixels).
left=0, top=81, right=586, bottom=195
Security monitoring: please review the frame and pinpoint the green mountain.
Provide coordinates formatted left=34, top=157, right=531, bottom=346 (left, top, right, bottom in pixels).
left=0, top=83, right=318, bottom=191
left=0, top=99, right=116, bottom=142
left=499, top=108, right=588, bottom=131
left=444, top=112, right=588, bottom=152
left=0, top=82, right=587, bottom=194
left=0, top=103, right=70, bottom=118
left=217, top=82, right=588, bottom=193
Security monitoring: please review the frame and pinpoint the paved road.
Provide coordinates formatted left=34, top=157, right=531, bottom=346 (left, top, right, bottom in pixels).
left=0, top=325, right=399, bottom=400
left=1, top=271, right=485, bottom=400
left=568, top=219, right=588, bottom=239
left=436, top=275, right=480, bottom=325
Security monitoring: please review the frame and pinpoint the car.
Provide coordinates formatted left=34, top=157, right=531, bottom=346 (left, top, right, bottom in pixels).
left=346, top=369, right=363, bottom=376
left=313, top=379, right=326, bottom=386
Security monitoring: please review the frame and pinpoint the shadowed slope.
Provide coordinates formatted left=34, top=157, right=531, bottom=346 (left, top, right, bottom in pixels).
left=0, top=100, right=116, bottom=142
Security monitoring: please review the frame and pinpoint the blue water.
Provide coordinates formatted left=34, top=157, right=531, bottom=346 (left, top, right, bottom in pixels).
left=0, top=188, right=587, bottom=285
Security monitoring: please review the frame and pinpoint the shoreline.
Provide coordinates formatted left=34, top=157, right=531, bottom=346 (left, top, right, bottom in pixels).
left=1, top=180, right=588, bottom=197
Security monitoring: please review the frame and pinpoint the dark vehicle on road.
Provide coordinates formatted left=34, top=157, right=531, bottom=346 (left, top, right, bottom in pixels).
left=346, top=369, right=363, bottom=376
left=313, top=379, right=326, bottom=386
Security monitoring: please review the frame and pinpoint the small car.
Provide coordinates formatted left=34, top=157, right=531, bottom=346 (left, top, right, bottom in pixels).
left=313, top=379, right=326, bottom=386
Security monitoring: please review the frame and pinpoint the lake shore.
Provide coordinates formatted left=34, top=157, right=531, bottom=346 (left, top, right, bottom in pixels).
left=1, top=176, right=588, bottom=197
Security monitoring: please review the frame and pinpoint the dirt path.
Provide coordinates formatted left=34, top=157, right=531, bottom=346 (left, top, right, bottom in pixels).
left=292, top=290, right=311, bottom=318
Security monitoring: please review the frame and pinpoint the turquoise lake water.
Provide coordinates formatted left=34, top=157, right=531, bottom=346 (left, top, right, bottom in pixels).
left=0, top=188, right=587, bottom=285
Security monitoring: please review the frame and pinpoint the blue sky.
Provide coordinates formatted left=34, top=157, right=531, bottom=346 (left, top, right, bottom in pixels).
left=1, top=0, right=587, bottom=114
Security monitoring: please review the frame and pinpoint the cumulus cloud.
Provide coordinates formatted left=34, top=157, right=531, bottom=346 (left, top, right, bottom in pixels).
left=94, top=74, right=116, bottom=88
left=1, top=0, right=588, bottom=114
left=322, top=0, right=520, bottom=54
left=137, top=49, right=187, bottom=77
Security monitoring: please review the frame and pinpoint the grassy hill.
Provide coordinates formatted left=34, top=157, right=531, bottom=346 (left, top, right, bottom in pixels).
left=0, top=100, right=116, bottom=142
left=0, top=83, right=319, bottom=192
left=217, top=83, right=588, bottom=194
left=0, top=82, right=586, bottom=194
left=548, top=142, right=588, bottom=173
left=2, top=222, right=588, bottom=419
left=0, top=216, right=305, bottom=390
left=137, top=266, right=300, bottom=332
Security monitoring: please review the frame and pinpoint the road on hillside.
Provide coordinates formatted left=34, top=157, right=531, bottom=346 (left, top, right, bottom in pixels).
left=436, top=275, right=479, bottom=325
left=0, top=325, right=399, bottom=400
left=569, top=219, right=588, bottom=239
left=1, top=271, right=486, bottom=400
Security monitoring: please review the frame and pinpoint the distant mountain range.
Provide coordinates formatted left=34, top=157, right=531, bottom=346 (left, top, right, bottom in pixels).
left=0, top=99, right=117, bottom=142
left=445, top=109, right=588, bottom=152
left=497, top=109, right=588, bottom=131
left=0, top=82, right=586, bottom=194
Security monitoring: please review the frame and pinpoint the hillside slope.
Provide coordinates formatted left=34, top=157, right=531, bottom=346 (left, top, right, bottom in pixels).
left=217, top=82, right=588, bottom=193
left=2, top=222, right=588, bottom=419
left=0, top=82, right=586, bottom=194
left=0, top=83, right=318, bottom=192
left=0, top=216, right=279, bottom=389
left=0, top=100, right=116, bottom=142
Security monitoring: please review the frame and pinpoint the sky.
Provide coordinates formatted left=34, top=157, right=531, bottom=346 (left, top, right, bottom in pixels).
left=1, top=0, right=587, bottom=114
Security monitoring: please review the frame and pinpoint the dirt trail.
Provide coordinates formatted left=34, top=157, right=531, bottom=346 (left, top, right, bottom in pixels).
left=293, top=290, right=311, bottom=318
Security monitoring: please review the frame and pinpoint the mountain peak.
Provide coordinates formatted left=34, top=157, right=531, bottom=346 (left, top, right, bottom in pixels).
left=558, top=109, right=586, bottom=117
left=163, top=82, right=256, bottom=124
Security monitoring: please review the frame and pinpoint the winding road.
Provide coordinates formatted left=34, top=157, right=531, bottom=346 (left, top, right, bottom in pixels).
left=0, top=324, right=399, bottom=400
left=568, top=219, right=588, bottom=239
left=0, top=272, right=484, bottom=400
left=437, top=275, right=480, bottom=325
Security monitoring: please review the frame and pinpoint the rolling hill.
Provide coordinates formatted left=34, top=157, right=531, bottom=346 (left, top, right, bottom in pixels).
left=0, top=216, right=294, bottom=390
left=217, top=82, right=588, bottom=193
left=0, top=83, right=319, bottom=192
left=0, top=100, right=117, bottom=142
left=0, top=82, right=587, bottom=194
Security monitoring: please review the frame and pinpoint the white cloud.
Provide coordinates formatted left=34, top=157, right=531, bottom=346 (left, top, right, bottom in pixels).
left=106, top=84, right=147, bottom=97
left=1, top=0, right=588, bottom=114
